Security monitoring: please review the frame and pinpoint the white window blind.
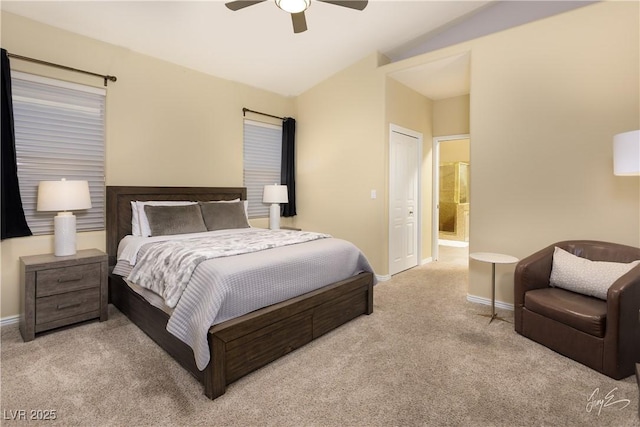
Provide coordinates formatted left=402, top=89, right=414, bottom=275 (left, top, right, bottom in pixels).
left=12, top=71, right=106, bottom=235
left=243, top=120, right=282, bottom=218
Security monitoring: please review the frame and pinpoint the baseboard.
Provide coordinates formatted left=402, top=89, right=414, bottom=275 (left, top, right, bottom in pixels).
left=376, top=274, right=391, bottom=282
left=1, top=315, right=19, bottom=327
left=467, top=294, right=514, bottom=311
left=421, top=257, right=433, bottom=265
left=439, top=239, right=469, bottom=248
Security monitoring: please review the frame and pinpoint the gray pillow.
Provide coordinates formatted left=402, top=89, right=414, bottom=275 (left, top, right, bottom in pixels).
left=199, top=201, right=250, bottom=231
left=143, top=204, right=207, bottom=236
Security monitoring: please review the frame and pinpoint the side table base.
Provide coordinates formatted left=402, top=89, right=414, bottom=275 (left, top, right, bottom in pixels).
left=477, top=312, right=511, bottom=324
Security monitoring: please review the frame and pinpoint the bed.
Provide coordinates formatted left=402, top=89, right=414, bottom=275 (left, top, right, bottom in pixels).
left=106, top=186, right=375, bottom=399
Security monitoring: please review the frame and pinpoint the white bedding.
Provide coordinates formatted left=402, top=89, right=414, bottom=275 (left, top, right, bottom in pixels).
left=114, top=228, right=375, bottom=370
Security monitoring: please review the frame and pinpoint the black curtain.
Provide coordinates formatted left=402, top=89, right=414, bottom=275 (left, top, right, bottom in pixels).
left=280, top=117, right=296, bottom=217
left=1, top=48, right=32, bottom=240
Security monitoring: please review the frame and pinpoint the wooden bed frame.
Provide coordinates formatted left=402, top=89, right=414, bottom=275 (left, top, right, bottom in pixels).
left=106, top=186, right=374, bottom=399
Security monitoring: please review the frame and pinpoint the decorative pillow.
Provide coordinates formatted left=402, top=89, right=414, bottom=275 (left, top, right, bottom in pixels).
left=199, top=201, right=250, bottom=231
left=143, top=204, right=207, bottom=236
left=549, top=246, right=640, bottom=300
left=135, top=201, right=197, bottom=237
left=210, top=199, right=250, bottom=222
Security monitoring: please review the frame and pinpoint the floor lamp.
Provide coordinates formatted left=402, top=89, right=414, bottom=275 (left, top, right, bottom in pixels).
left=613, top=130, right=640, bottom=176
left=263, top=184, right=288, bottom=230
left=37, top=179, right=92, bottom=256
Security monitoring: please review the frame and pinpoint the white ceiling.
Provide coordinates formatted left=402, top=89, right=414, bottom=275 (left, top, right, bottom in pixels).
left=1, top=1, right=593, bottom=99
left=1, top=0, right=492, bottom=97
left=389, top=51, right=470, bottom=101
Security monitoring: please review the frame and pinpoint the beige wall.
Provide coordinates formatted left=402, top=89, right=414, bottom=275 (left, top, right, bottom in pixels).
left=0, top=12, right=294, bottom=319
left=385, top=78, right=433, bottom=263
left=294, top=53, right=388, bottom=273
left=468, top=1, right=639, bottom=304
left=382, top=1, right=640, bottom=305
left=433, top=95, right=470, bottom=137
left=440, top=139, right=470, bottom=164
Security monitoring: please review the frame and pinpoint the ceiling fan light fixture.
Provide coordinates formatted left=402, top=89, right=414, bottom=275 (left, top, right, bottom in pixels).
left=275, top=0, right=310, bottom=14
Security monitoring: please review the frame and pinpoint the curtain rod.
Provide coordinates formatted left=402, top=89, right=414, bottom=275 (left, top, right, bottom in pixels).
left=243, top=107, right=284, bottom=121
left=7, top=52, right=117, bottom=87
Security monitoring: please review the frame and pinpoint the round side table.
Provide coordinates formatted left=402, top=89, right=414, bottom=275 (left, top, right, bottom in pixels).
left=470, top=252, right=519, bottom=324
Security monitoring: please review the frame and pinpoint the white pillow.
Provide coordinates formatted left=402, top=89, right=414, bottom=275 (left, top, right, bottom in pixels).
left=134, top=201, right=197, bottom=237
left=131, top=201, right=141, bottom=236
left=549, top=246, right=640, bottom=300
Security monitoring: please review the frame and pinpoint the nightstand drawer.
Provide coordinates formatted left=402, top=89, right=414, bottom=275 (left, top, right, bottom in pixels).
left=36, top=287, right=100, bottom=325
left=36, top=263, right=101, bottom=297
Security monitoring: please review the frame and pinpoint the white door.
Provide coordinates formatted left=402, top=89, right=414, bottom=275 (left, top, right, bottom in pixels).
left=389, top=125, right=420, bottom=276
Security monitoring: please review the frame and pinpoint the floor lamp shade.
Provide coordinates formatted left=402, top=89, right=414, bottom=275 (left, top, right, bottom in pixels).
left=613, top=130, right=640, bottom=176
left=263, top=184, right=288, bottom=230
left=37, top=179, right=92, bottom=256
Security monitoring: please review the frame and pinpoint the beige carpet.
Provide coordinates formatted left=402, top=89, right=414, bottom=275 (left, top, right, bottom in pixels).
left=2, top=251, right=638, bottom=426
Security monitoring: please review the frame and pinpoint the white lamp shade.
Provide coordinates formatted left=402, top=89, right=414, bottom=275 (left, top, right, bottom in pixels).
left=37, top=179, right=92, bottom=212
left=276, top=0, right=310, bottom=13
left=263, top=184, right=289, bottom=204
left=613, top=130, right=640, bottom=176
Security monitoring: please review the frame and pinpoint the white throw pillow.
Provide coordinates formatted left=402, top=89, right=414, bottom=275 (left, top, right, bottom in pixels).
left=549, top=246, right=640, bottom=300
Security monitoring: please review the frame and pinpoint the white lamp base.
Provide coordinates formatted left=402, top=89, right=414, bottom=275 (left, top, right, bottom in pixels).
left=269, top=203, right=281, bottom=230
left=54, top=212, right=77, bottom=256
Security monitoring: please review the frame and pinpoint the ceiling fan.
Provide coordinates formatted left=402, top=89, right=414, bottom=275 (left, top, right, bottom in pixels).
left=225, top=0, right=368, bottom=34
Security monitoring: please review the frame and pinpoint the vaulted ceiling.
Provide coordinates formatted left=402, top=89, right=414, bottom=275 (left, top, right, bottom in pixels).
left=1, top=1, right=594, bottom=99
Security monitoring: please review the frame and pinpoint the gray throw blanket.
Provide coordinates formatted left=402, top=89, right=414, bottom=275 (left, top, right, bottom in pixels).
left=127, top=229, right=330, bottom=308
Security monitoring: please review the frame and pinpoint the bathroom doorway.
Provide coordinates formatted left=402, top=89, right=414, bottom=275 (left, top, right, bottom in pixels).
left=432, top=134, right=470, bottom=263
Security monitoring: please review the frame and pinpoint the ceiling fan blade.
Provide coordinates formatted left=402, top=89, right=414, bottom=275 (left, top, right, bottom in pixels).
left=317, top=0, right=368, bottom=11
left=291, top=12, right=308, bottom=34
left=225, top=0, right=267, bottom=11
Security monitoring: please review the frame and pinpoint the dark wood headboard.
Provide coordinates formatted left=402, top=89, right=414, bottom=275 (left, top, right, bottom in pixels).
left=106, top=186, right=246, bottom=266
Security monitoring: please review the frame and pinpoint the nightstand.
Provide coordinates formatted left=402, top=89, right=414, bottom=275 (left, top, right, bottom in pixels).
left=19, top=249, right=108, bottom=342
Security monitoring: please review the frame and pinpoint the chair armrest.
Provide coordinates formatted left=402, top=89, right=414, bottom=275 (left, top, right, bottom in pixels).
left=604, top=264, right=640, bottom=378
left=514, top=244, right=555, bottom=332
left=514, top=244, right=555, bottom=302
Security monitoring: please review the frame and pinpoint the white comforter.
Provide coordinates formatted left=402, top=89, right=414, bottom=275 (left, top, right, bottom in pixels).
left=115, top=228, right=375, bottom=370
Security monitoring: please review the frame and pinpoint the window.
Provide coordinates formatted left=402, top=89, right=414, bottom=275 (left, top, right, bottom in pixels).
left=243, top=120, right=282, bottom=218
left=12, top=71, right=106, bottom=235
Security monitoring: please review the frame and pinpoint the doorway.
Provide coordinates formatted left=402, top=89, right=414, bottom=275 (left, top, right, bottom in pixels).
left=432, top=134, right=470, bottom=262
left=389, top=124, right=422, bottom=276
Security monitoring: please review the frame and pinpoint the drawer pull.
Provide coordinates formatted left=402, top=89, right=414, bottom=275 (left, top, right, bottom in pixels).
left=56, top=302, right=82, bottom=310
left=57, top=275, right=83, bottom=283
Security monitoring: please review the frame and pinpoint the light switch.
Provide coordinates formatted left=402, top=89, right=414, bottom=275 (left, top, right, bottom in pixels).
left=371, top=190, right=377, bottom=199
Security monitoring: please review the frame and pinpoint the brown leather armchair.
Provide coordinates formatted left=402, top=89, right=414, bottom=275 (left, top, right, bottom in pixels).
left=514, top=240, right=640, bottom=379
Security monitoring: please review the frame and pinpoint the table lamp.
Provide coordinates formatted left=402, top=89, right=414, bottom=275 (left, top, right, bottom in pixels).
left=37, top=179, right=92, bottom=256
left=613, top=130, right=640, bottom=176
left=263, top=184, right=288, bottom=230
